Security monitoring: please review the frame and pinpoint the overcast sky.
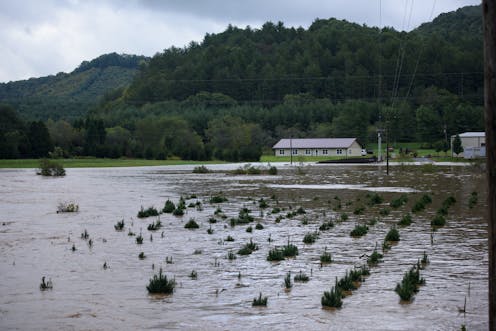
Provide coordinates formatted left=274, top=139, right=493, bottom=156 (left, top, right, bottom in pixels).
left=0, top=0, right=481, bottom=83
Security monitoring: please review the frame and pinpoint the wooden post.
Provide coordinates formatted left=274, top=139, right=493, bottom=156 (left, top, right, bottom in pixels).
left=483, top=1, right=496, bottom=329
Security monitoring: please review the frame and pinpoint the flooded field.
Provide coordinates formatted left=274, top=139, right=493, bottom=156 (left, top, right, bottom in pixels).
left=0, top=163, right=488, bottom=330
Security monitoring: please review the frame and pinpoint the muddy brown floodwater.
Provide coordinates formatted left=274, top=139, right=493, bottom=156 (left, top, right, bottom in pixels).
left=0, top=163, right=489, bottom=330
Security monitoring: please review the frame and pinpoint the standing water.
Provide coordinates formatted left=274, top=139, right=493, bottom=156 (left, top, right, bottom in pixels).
left=0, top=163, right=488, bottom=330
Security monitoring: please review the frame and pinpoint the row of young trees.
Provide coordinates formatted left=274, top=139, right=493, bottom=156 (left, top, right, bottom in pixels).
left=0, top=86, right=483, bottom=160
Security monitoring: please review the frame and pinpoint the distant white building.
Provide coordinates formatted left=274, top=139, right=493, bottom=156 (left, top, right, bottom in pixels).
left=272, top=138, right=363, bottom=157
left=451, top=132, right=486, bottom=158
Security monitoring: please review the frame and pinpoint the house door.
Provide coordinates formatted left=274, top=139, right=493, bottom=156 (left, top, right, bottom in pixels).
left=315, top=149, right=318, bottom=156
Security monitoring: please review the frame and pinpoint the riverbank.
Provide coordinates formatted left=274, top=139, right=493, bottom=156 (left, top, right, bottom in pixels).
left=0, top=158, right=223, bottom=168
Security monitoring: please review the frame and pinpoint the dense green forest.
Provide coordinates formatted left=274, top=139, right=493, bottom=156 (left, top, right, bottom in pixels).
left=0, top=5, right=485, bottom=161
left=0, top=53, right=148, bottom=120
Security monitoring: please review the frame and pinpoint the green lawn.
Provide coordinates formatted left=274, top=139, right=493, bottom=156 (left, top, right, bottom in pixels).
left=0, top=158, right=223, bottom=168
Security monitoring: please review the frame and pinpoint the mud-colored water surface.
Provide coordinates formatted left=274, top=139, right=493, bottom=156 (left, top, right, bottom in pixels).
left=0, top=163, right=488, bottom=330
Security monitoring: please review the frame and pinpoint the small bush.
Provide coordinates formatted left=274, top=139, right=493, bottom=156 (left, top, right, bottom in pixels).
left=284, top=272, right=292, bottom=289
left=185, top=218, right=199, bottom=229
left=268, top=166, right=278, bottom=175
left=379, top=208, right=390, bottom=216
left=238, top=239, right=258, bottom=255
left=319, top=220, right=334, bottom=231
left=136, top=233, right=143, bottom=244
left=114, top=219, right=125, bottom=231
left=57, top=202, right=79, bottom=213
left=321, top=279, right=343, bottom=308
left=147, top=219, right=162, bottom=231
left=367, top=192, right=384, bottom=206
left=207, top=226, right=214, bottom=234
left=468, top=191, right=478, bottom=209
left=267, top=247, right=285, bottom=261
left=39, top=276, right=53, bottom=290
left=225, top=235, right=235, bottom=242
left=390, top=194, right=408, bottom=208
left=271, top=207, right=281, bottom=214
left=320, top=247, right=332, bottom=263
left=353, top=206, right=365, bottom=215
left=350, top=224, right=368, bottom=237
left=252, top=292, right=268, bottom=306
left=162, top=200, right=175, bottom=213
left=146, top=268, right=175, bottom=294
left=246, top=226, right=253, bottom=233
left=367, top=247, right=383, bottom=265
left=189, top=270, right=198, bottom=279
left=296, top=206, right=306, bottom=215
left=255, top=223, right=264, bottom=230
left=210, top=195, right=228, bottom=204
left=259, top=198, right=268, bottom=209
left=303, top=232, right=319, bottom=244
left=227, top=251, right=237, bottom=260
left=139, top=252, right=146, bottom=259
left=38, top=159, right=65, bottom=177
left=340, top=213, right=348, bottom=221
left=411, top=201, right=426, bottom=213
left=431, top=214, right=446, bottom=227
left=294, top=271, right=309, bottom=282
left=192, top=165, right=211, bottom=173
left=385, top=226, right=400, bottom=242
left=394, top=265, right=425, bottom=301
left=398, top=214, right=412, bottom=226
left=138, top=206, right=159, bottom=218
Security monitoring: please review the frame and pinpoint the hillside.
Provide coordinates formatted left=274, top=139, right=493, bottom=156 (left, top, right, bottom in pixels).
left=122, top=5, right=483, bottom=107
left=0, top=53, right=148, bottom=120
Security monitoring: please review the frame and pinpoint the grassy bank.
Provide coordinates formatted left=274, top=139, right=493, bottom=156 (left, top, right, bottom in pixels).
left=0, top=158, right=223, bottom=168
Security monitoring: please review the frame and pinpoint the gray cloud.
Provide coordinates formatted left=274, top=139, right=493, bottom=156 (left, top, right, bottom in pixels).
left=0, top=0, right=481, bottom=82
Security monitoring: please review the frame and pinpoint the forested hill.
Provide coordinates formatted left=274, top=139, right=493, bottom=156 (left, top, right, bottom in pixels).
left=122, top=4, right=483, bottom=107
left=0, top=53, right=148, bottom=120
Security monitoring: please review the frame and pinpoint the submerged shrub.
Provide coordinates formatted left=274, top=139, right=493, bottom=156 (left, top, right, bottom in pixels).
left=259, top=198, right=268, bottom=209
left=398, top=214, right=412, bottom=226
left=138, top=206, right=159, bottom=218
left=385, top=226, right=400, bottom=242
left=57, top=202, right=79, bottom=213
left=184, top=218, right=199, bottom=229
left=227, top=251, right=237, bottom=260
left=38, top=159, right=65, bottom=177
left=468, top=191, right=478, bottom=209
left=162, top=200, right=175, bottom=213
left=210, top=195, right=228, bottom=204
left=340, top=213, right=349, bottom=221
left=294, top=271, right=309, bottom=282
left=146, top=268, right=175, bottom=294
left=252, top=292, right=268, bottom=306
left=303, top=232, right=319, bottom=244
left=394, top=265, right=425, bottom=301
left=268, top=166, right=278, bottom=175
left=225, top=235, right=235, bottom=242
left=255, top=223, right=264, bottom=230
left=319, top=220, right=334, bottom=231
left=320, top=247, right=332, bottom=263
left=367, top=247, right=383, bottom=265
left=350, top=224, right=368, bottom=237
left=390, top=194, right=408, bottom=208
left=114, top=219, right=125, bottom=231
left=431, top=214, right=446, bottom=227
left=139, top=252, right=146, bottom=259
left=192, top=165, right=211, bottom=173
left=367, top=192, right=384, bottom=206
left=379, top=208, right=390, bottom=216
left=238, top=239, right=258, bottom=255
left=353, top=206, right=365, bottom=215
left=39, top=276, right=53, bottom=291
left=322, top=279, right=343, bottom=308
left=267, top=247, right=285, bottom=261
left=284, top=272, right=292, bottom=289
left=136, top=233, right=144, bottom=244
left=147, top=219, right=162, bottom=231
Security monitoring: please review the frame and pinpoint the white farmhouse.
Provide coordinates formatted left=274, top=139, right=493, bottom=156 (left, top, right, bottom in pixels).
left=450, top=132, right=486, bottom=158
left=272, top=138, right=363, bottom=157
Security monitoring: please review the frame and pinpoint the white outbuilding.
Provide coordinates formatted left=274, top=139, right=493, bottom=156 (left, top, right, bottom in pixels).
left=451, top=132, right=486, bottom=158
left=272, top=138, right=363, bottom=157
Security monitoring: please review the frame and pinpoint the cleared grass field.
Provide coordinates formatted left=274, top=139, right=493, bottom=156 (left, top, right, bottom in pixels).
left=0, top=158, right=223, bottom=168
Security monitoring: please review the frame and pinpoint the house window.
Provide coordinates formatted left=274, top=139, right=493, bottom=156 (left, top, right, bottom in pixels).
left=336, top=149, right=343, bottom=155
left=279, top=149, right=285, bottom=155
left=305, top=149, right=311, bottom=155
left=323, top=149, right=328, bottom=155
left=349, top=149, right=352, bottom=155
left=292, top=149, right=298, bottom=155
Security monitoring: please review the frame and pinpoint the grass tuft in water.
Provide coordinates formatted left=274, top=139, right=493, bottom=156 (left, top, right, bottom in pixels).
left=394, top=264, right=425, bottom=302
left=367, top=246, right=383, bottom=265
left=146, top=268, right=175, bottom=294
left=139, top=252, right=146, bottom=259
left=114, top=219, right=125, bottom=231
left=319, top=220, right=335, bottom=231
left=138, top=206, right=159, bottom=218
left=210, top=195, right=228, bottom=204
left=431, top=214, right=446, bottom=227
left=252, top=292, right=268, bottom=306
left=385, top=226, right=400, bottom=242
left=320, top=247, right=332, bottom=263
left=39, top=276, right=53, bottom=291
left=303, top=232, right=319, bottom=244
left=350, top=224, right=368, bottom=237
left=184, top=218, right=199, bottom=229
left=390, top=194, right=408, bottom=208
left=284, top=272, right=292, bottom=289
left=147, top=219, right=162, bottom=231
left=294, top=271, right=310, bottom=282
left=238, top=239, right=259, bottom=255
left=162, top=200, right=175, bottom=213
left=189, top=270, right=198, bottom=279
left=468, top=191, right=478, bottom=209
left=321, top=279, right=343, bottom=308
left=398, top=213, right=412, bottom=226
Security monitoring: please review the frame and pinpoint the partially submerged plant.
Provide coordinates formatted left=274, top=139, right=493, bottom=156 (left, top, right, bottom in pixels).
left=207, top=226, right=214, bottom=234
left=294, top=271, right=309, bottom=282
left=385, top=226, right=400, bottom=242
left=421, top=251, right=429, bottom=266
left=189, top=270, right=198, bottom=279
left=431, top=214, right=446, bottom=227
left=319, top=220, right=335, bottom=231
left=350, top=224, right=368, bottom=237
left=81, top=229, right=89, bottom=240
left=238, top=239, right=259, bottom=255
left=303, top=232, right=319, bottom=244
left=225, top=235, right=235, bottom=242
left=38, top=159, right=65, bottom=177
left=284, top=272, right=292, bottom=289
left=227, top=251, right=237, bottom=260
left=252, top=292, right=268, bottom=306
left=138, top=206, right=159, bottom=218
left=114, top=219, right=125, bottom=231
left=255, top=223, right=264, bottom=230
left=367, top=246, right=383, bottom=265
left=468, top=191, right=478, bottom=209
left=379, top=208, right=390, bottom=216
left=320, top=247, right=332, bottom=263
left=259, top=198, right=268, bottom=209
left=139, top=252, right=146, bottom=259
left=184, top=218, right=199, bottom=229
left=57, top=202, right=79, bottom=213
left=394, top=264, right=425, bottom=302
left=398, top=214, right=412, bottom=226
left=146, top=268, right=175, bottom=294
left=321, top=279, right=343, bottom=308
left=390, top=194, right=408, bottom=208
left=246, top=225, right=253, bottom=233
left=136, top=232, right=144, bottom=244
left=353, top=206, right=365, bottom=215
left=162, top=200, right=175, bottom=213
left=39, top=276, right=53, bottom=290
left=192, top=165, right=211, bottom=173
left=210, top=195, right=228, bottom=204
left=147, top=219, right=162, bottom=231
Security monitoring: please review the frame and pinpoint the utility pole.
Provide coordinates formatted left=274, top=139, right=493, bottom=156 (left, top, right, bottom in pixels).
left=290, top=136, right=293, bottom=166
left=483, top=1, right=496, bottom=329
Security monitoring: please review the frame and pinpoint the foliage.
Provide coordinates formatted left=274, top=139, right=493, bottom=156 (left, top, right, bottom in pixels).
left=431, top=214, right=446, bottom=227
left=452, top=134, right=464, bottom=155
left=39, top=276, right=53, bottom=291
left=146, top=268, right=176, bottom=294
left=147, top=219, right=162, bottom=231
left=319, top=220, right=334, bottom=231
left=192, top=165, right=211, bottom=173
left=184, top=218, right=200, bottom=229
left=57, top=201, right=79, bottom=213
left=390, top=194, right=408, bottom=208
left=367, top=192, right=383, bottom=206
left=252, top=293, right=268, bottom=306
left=322, top=280, right=343, bottom=308
left=284, top=272, right=292, bottom=289
left=137, top=206, right=159, bottom=218
left=114, top=219, right=125, bottom=231
left=367, top=247, right=383, bottom=265
left=394, top=265, right=425, bottom=301
left=468, top=191, right=478, bottom=209
left=238, top=239, right=258, bottom=255
left=303, top=232, right=319, bottom=244
left=320, top=247, right=332, bottom=263
left=398, top=214, right=413, bottom=226
left=385, top=226, right=400, bottom=242
left=350, top=224, right=368, bottom=237
left=255, top=223, right=264, bottom=230
left=162, top=200, right=176, bottom=213
left=38, top=159, right=65, bottom=176
left=294, top=271, right=310, bottom=282
left=210, top=195, right=228, bottom=204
